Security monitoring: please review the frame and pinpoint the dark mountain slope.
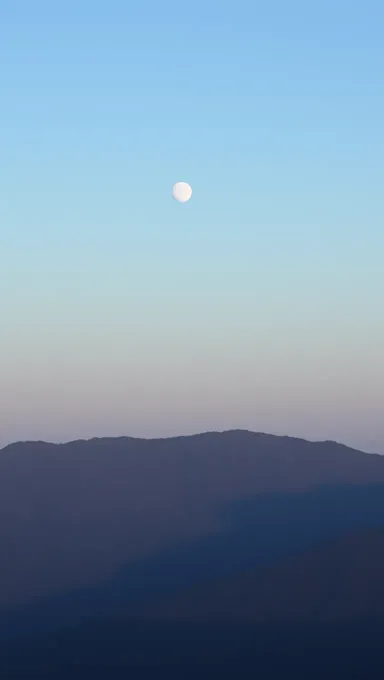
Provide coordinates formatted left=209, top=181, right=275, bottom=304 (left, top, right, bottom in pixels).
left=2, top=432, right=384, bottom=677
left=4, top=620, right=384, bottom=679
left=5, top=528, right=384, bottom=678
left=0, top=430, right=383, bottom=609
left=137, top=526, right=384, bottom=623
left=3, top=481, right=384, bottom=639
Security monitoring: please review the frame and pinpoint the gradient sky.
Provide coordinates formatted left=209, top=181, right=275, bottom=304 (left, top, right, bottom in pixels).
left=1, top=0, right=383, bottom=452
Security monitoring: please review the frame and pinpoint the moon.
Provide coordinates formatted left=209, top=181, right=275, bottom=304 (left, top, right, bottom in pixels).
left=172, top=182, right=192, bottom=203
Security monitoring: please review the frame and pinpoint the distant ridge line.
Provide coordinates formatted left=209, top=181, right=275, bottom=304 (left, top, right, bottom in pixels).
left=0, top=429, right=375, bottom=455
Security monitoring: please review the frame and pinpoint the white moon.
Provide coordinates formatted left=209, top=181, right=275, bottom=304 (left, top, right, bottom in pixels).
left=172, top=181, right=192, bottom=203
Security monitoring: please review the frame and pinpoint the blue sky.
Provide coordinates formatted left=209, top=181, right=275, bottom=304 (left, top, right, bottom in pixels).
left=1, top=0, right=383, bottom=451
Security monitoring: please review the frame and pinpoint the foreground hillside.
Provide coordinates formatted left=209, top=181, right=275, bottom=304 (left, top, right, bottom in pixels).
left=5, top=529, right=384, bottom=677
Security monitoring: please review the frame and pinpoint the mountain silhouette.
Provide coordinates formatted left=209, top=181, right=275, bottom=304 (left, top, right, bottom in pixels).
left=1, top=430, right=384, bottom=610
left=2, top=430, right=384, bottom=677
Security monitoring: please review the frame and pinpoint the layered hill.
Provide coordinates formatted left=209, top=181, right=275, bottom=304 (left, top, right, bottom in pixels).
left=137, top=526, right=384, bottom=623
left=1, top=430, right=384, bottom=611
left=2, top=431, right=384, bottom=676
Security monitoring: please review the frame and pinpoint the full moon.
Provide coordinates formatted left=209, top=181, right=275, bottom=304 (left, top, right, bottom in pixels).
left=172, top=182, right=192, bottom=203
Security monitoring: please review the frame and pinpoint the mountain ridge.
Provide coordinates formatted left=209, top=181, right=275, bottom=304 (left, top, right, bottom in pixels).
left=0, top=428, right=376, bottom=456
left=1, top=429, right=384, bottom=627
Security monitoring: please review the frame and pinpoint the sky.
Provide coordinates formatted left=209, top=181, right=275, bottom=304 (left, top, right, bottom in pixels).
left=1, top=0, right=383, bottom=452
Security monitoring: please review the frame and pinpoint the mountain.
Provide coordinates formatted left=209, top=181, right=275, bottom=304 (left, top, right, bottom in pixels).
left=2, top=430, right=384, bottom=677
left=1, top=430, right=384, bottom=611
left=5, top=529, right=384, bottom=679
left=137, top=526, right=384, bottom=623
